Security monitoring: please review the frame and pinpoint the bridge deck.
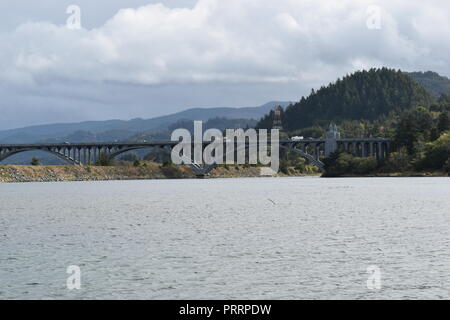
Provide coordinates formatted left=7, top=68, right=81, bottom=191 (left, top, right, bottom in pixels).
left=0, top=137, right=390, bottom=148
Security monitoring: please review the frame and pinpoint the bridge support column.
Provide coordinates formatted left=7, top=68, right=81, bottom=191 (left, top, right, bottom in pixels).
left=378, top=142, right=385, bottom=160
left=344, top=142, right=350, bottom=153
left=352, top=142, right=357, bottom=156
left=325, top=124, right=340, bottom=157
left=325, top=140, right=337, bottom=157
left=314, top=144, right=319, bottom=160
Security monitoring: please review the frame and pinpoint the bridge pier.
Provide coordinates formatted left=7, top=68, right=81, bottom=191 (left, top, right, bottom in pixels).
left=344, top=142, right=350, bottom=153
left=377, top=142, right=385, bottom=160
left=324, top=124, right=340, bottom=157
left=314, top=143, right=321, bottom=160
left=362, top=143, right=367, bottom=157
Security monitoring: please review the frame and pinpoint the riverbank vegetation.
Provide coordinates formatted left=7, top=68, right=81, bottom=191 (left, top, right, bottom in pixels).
left=257, top=68, right=450, bottom=177
left=322, top=106, right=450, bottom=176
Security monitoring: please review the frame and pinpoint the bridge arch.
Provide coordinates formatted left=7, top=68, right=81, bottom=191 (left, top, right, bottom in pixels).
left=108, top=145, right=170, bottom=160
left=107, top=145, right=213, bottom=176
left=280, top=144, right=325, bottom=172
left=0, top=148, right=78, bottom=165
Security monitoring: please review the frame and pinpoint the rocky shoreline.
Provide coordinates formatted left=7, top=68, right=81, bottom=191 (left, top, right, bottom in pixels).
left=0, top=164, right=296, bottom=183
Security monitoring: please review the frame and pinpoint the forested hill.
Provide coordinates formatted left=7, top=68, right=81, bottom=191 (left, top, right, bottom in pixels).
left=257, top=68, right=433, bottom=131
left=406, top=71, right=450, bottom=98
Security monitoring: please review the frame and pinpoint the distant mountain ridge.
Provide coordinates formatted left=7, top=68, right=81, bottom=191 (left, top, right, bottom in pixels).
left=0, top=101, right=290, bottom=144
left=406, top=71, right=450, bottom=98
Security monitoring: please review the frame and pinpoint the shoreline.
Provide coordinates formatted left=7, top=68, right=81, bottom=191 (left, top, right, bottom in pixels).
left=0, top=165, right=446, bottom=183
left=323, top=171, right=448, bottom=178
left=0, top=164, right=314, bottom=183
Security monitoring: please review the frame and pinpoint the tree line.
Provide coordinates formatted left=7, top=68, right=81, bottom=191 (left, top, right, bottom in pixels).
left=257, top=68, right=450, bottom=175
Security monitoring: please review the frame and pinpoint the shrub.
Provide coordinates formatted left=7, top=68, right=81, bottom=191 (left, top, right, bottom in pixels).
left=161, top=164, right=184, bottom=178
left=31, top=157, right=40, bottom=166
left=162, top=160, right=172, bottom=167
left=352, top=157, right=378, bottom=174
left=323, top=152, right=353, bottom=176
left=419, top=132, right=450, bottom=170
left=380, top=147, right=411, bottom=172
left=293, top=158, right=307, bottom=171
left=95, top=153, right=113, bottom=166
left=303, top=164, right=320, bottom=175
left=279, top=159, right=289, bottom=174
left=323, top=152, right=378, bottom=176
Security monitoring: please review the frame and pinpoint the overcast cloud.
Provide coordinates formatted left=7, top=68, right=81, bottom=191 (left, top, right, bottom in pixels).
left=0, top=0, right=449, bottom=129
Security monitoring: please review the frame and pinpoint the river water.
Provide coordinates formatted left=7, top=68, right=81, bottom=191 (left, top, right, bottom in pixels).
left=0, top=177, right=449, bottom=299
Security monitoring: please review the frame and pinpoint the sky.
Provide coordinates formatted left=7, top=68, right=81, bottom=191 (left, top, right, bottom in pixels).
left=0, top=0, right=449, bottom=130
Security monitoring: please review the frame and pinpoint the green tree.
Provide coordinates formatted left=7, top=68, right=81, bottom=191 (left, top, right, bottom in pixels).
left=279, top=159, right=289, bottom=174
left=133, top=159, right=141, bottom=167
left=31, top=157, right=40, bottom=166
left=323, top=152, right=353, bottom=177
left=352, top=157, right=378, bottom=174
left=289, top=125, right=325, bottom=138
left=95, top=152, right=113, bottom=166
left=418, top=132, right=450, bottom=170
left=438, top=94, right=450, bottom=109
left=437, top=112, right=450, bottom=134
left=380, top=147, right=411, bottom=172
left=162, top=160, right=172, bottom=167
left=394, top=106, right=433, bottom=154
left=257, top=68, right=432, bottom=131
left=323, top=152, right=378, bottom=176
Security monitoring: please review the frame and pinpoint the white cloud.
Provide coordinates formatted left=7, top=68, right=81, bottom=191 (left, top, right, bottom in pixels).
left=1, top=0, right=449, bottom=87
left=0, top=0, right=449, bottom=129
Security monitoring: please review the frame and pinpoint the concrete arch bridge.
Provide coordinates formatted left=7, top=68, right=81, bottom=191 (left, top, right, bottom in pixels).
left=0, top=135, right=391, bottom=175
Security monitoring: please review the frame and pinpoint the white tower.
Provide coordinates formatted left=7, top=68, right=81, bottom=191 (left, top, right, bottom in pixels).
left=325, top=123, right=340, bottom=157
left=272, top=106, right=283, bottom=130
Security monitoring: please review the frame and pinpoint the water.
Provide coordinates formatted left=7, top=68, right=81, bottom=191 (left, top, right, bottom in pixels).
left=0, top=177, right=449, bottom=300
